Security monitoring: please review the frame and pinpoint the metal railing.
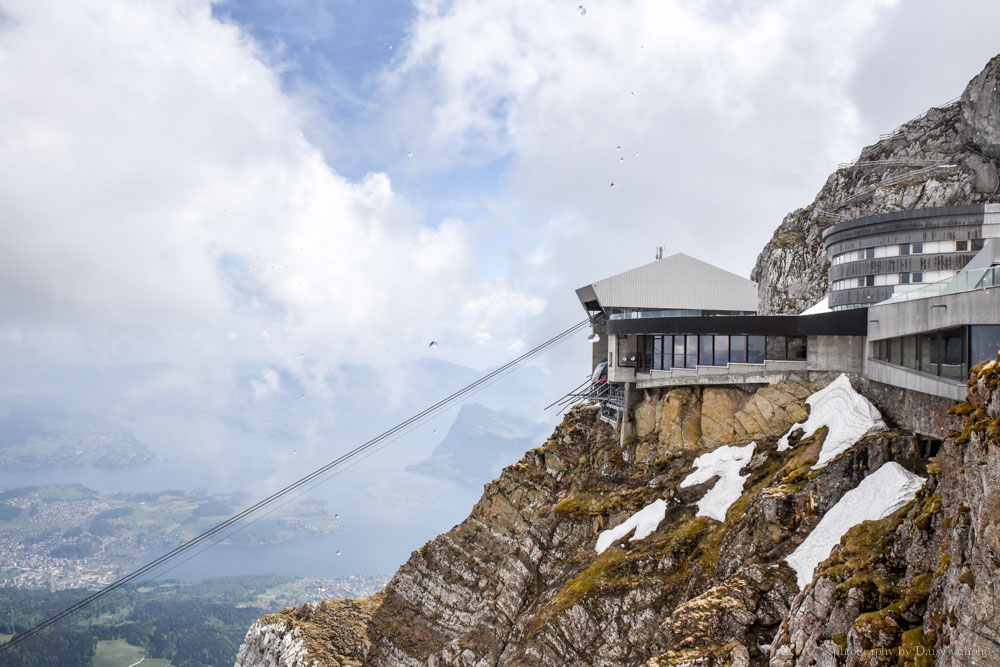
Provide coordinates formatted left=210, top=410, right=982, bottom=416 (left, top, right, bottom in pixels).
left=878, top=266, right=1000, bottom=304
left=833, top=164, right=959, bottom=211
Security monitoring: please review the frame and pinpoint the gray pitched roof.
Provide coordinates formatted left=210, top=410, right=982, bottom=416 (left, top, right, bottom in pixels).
left=576, top=253, right=758, bottom=313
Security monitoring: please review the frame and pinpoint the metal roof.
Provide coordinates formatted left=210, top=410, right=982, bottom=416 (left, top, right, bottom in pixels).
left=576, top=253, right=758, bottom=313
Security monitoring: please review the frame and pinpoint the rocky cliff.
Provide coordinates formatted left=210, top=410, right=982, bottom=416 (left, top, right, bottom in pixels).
left=235, top=376, right=973, bottom=666
left=752, top=55, right=1000, bottom=314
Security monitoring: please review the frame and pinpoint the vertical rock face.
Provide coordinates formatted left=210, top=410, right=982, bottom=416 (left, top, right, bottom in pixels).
left=961, top=54, right=1000, bottom=160
left=752, top=55, right=1000, bottom=314
left=237, top=380, right=942, bottom=666
left=771, top=357, right=1000, bottom=666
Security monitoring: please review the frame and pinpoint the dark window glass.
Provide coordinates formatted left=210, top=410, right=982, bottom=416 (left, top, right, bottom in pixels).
left=971, top=238, right=984, bottom=251
left=956, top=240, right=968, bottom=251
left=766, top=336, right=786, bottom=360
left=899, top=243, right=910, bottom=256
left=713, top=335, right=729, bottom=366
left=912, top=272, right=923, bottom=283
left=699, top=335, right=713, bottom=366
left=902, top=335, right=918, bottom=370
left=787, top=336, right=807, bottom=361
left=653, top=336, right=662, bottom=371
left=730, top=335, right=747, bottom=363
left=941, top=328, right=964, bottom=380
left=686, top=335, right=698, bottom=369
left=865, top=275, right=875, bottom=287
left=912, top=242, right=923, bottom=254
left=674, top=336, right=686, bottom=369
left=662, top=335, right=672, bottom=370
left=900, top=272, right=910, bottom=284
left=748, top=336, right=765, bottom=364
left=971, top=326, right=1000, bottom=366
left=888, top=337, right=902, bottom=366
left=865, top=248, right=875, bottom=259
left=919, top=333, right=937, bottom=373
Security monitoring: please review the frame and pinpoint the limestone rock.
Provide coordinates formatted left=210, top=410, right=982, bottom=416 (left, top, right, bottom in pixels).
left=960, top=54, right=1000, bottom=160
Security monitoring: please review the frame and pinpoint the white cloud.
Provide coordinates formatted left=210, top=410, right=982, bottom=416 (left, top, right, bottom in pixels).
left=251, top=368, right=284, bottom=402
left=0, top=0, right=543, bottom=382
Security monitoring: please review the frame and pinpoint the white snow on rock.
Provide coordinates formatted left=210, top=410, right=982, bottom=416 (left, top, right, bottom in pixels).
left=594, top=499, right=667, bottom=554
left=777, top=374, right=886, bottom=468
left=679, top=442, right=756, bottom=522
left=800, top=295, right=831, bottom=315
left=785, top=462, right=926, bottom=589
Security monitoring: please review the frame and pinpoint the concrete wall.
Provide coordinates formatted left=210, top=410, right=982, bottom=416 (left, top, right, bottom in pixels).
left=864, top=359, right=966, bottom=401
left=867, top=284, right=1000, bottom=340
left=807, top=335, right=865, bottom=373
left=634, top=360, right=808, bottom=389
left=857, top=377, right=958, bottom=439
left=607, top=334, right=636, bottom=383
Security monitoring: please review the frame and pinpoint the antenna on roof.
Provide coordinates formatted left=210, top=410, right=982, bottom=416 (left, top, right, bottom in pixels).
left=655, top=246, right=663, bottom=260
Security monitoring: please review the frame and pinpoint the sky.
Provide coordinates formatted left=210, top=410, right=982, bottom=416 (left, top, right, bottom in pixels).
left=2, top=0, right=1000, bottom=451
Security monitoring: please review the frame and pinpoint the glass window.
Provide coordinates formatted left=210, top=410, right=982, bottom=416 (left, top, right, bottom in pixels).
left=865, top=248, right=875, bottom=259
left=941, top=328, right=964, bottom=380
left=714, top=335, right=729, bottom=366
left=899, top=243, right=910, bottom=255
left=912, top=272, right=923, bottom=283
left=686, top=335, right=698, bottom=369
left=919, top=332, right=937, bottom=373
left=865, top=275, right=875, bottom=287
left=766, top=336, right=786, bottom=360
left=971, top=326, right=1000, bottom=367
left=699, top=335, right=713, bottom=366
left=653, top=336, right=662, bottom=370
left=748, top=336, right=765, bottom=364
left=899, top=272, right=910, bottom=284
left=730, top=335, right=746, bottom=363
left=888, top=337, right=902, bottom=366
left=787, top=336, right=807, bottom=361
left=902, top=336, right=917, bottom=370
left=673, top=335, right=685, bottom=369
left=972, top=238, right=984, bottom=251
left=956, top=240, right=968, bottom=251
left=856, top=250, right=865, bottom=261
left=662, top=335, right=672, bottom=370
left=912, top=242, right=923, bottom=254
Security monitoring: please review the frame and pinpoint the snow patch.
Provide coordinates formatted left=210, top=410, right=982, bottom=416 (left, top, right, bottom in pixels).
left=800, top=296, right=831, bottom=315
left=594, top=499, right=667, bottom=554
left=785, top=462, right=926, bottom=589
left=777, top=374, right=885, bottom=468
left=679, top=442, right=755, bottom=522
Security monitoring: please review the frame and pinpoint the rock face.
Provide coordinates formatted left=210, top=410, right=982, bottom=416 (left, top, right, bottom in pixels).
left=236, top=378, right=946, bottom=666
left=770, top=359, right=1000, bottom=666
left=752, top=55, right=1000, bottom=314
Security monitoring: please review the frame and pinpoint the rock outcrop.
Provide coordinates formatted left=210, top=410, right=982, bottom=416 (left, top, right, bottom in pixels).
left=236, top=378, right=944, bottom=666
left=752, top=55, right=1000, bottom=314
left=771, top=357, right=1000, bottom=666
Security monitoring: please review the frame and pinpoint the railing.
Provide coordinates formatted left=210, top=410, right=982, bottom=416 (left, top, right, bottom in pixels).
left=833, top=164, right=959, bottom=211
left=878, top=266, right=1000, bottom=304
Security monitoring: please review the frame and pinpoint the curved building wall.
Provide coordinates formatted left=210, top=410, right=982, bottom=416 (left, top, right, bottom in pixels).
left=822, top=205, right=989, bottom=309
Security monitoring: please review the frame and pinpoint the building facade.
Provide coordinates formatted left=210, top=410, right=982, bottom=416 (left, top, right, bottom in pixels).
left=823, top=204, right=1000, bottom=310
left=576, top=210, right=1000, bottom=440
